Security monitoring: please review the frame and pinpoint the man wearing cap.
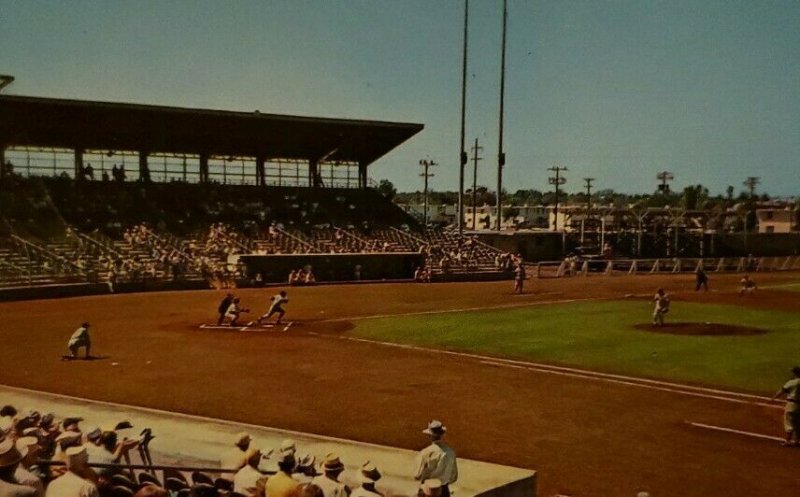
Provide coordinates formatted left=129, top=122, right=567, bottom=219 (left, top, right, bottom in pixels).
left=351, top=461, right=382, bottom=497
left=264, top=450, right=299, bottom=497
left=771, top=366, right=800, bottom=446
left=256, top=290, right=289, bottom=326
left=233, top=448, right=266, bottom=497
left=14, top=437, right=44, bottom=497
left=414, top=421, right=457, bottom=497
left=51, top=431, right=83, bottom=480
left=220, top=432, right=252, bottom=479
left=217, top=293, right=234, bottom=325
left=0, top=437, right=36, bottom=497
left=312, top=453, right=349, bottom=497
left=67, top=322, right=92, bottom=359
left=46, top=446, right=99, bottom=497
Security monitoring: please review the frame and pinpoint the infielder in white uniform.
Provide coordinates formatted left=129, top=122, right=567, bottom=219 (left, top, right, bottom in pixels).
left=256, top=291, right=289, bottom=326
left=771, top=366, right=800, bottom=446
left=67, top=322, right=92, bottom=359
left=652, top=288, right=670, bottom=326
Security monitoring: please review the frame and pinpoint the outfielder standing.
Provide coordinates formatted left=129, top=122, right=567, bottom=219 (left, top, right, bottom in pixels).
left=652, top=288, right=670, bottom=326
left=257, top=290, right=289, bottom=326
left=770, top=366, right=800, bottom=446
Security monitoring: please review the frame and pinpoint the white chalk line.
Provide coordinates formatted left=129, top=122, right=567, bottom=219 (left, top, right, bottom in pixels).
left=686, top=421, right=784, bottom=442
left=319, top=295, right=596, bottom=323
left=306, top=332, right=782, bottom=409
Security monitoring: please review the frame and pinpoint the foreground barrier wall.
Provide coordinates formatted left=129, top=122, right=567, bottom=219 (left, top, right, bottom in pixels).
left=0, top=386, right=536, bottom=497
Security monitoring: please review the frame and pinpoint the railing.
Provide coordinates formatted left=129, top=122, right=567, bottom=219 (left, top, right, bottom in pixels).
left=536, top=256, right=800, bottom=278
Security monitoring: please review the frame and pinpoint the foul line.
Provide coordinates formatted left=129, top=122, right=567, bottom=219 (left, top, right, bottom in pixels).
left=686, top=421, right=783, bottom=442
left=307, top=333, right=782, bottom=409
left=320, top=295, right=594, bottom=322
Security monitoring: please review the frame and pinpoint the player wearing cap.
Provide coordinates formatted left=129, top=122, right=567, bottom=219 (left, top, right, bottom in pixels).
left=739, top=274, right=757, bottom=295
left=256, top=291, right=289, bottom=326
left=414, top=420, right=458, bottom=497
left=652, top=289, right=670, bottom=327
left=217, top=293, right=234, bottom=325
left=770, top=366, right=800, bottom=446
left=225, top=298, right=249, bottom=327
left=67, top=322, right=92, bottom=359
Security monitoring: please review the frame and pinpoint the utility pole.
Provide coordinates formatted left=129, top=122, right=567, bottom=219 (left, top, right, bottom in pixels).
left=419, top=159, right=437, bottom=226
left=495, top=0, right=508, bottom=232
left=548, top=166, right=568, bottom=231
left=470, top=138, right=483, bottom=230
left=583, top=177, right=595, bottom=216
left=457, top=0, right=469, bottom=235
left=656, top=171, right=674, bottom=194
left=743, top=176, right=760, bottom=198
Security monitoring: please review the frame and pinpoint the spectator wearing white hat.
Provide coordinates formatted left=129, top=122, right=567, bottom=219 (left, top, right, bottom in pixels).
left=50, top=431, right=83, bottom=480
left=414, top=421, right=457, bottom=497
left=233, top=448, right=266, bottom=497
left=14, top=437, right=44, bottom=497
left=292, top=454, right=318, bottom=484
left=220, top=432, right=252, bottom=479
left=311, top=453, right=350, bottom=497
left=45, top=446, right=99, bottom=497
left=265, top=449, right=299, bottom=497
left=350, top=461, right=382, bottom=497
left=0, top=437, right=36, bottom=497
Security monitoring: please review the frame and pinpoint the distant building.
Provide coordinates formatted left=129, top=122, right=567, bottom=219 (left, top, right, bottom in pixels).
left=755, top=201, right=798, bottom=233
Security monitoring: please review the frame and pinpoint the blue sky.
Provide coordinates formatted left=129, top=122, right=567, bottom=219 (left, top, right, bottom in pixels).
left=2, top=0, right=799, bottom=197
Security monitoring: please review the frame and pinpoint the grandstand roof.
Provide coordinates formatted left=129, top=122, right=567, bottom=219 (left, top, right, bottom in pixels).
left=0, top=95, right=424, bottom=166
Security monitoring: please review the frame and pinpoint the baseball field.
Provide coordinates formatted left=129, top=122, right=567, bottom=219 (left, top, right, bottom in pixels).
left=1, top=272, right=799, bottom=496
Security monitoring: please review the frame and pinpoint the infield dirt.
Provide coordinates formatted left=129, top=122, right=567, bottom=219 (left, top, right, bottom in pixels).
left=1, top=272, right=799, bottom=496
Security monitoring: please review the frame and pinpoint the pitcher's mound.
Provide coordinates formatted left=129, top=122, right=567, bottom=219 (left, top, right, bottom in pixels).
left=633, top=322, right=767, bottom=336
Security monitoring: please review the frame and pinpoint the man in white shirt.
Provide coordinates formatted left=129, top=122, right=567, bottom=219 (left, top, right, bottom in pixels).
left=14, top=437, right=44, bottom=497
left=45, top=446, right=99, bottom=497
left=220, top=432, right=252, bottom=479
left=233, top=448, right=265, bottom=497
left=652, top=289, right=670, bottom=326
left=414, top=421, right=457, bottom=497
left=351, top=461, right=382, bottom=497
left=256, top=291, right=289, bottom=326
left=771, top=366, right=800, bottom=446
left=0, top=437, right=36, bottom=497
left=67, top=322, right=92, bottom=359
left=312, top=453, right=350, bottom=497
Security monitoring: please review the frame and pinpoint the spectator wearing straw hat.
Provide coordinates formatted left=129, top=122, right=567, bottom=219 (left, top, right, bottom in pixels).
left=233, top=448, right=266, bottom=497
left=351, top=462, right=382, bottom=497
left=414, top=421, right=457, bottom=497
left=14, top=437, right=44, bottom=497
left=292, top=454, right=318, bottom=484
left=220, top=432, right=252, bottom=479
left=265, top=449, right=299, bottom=497
left=46, top=446, right=99, bottom=497
left=312, top=453, right=350, bottom=497
left=0, top=436, right=36, bottom=497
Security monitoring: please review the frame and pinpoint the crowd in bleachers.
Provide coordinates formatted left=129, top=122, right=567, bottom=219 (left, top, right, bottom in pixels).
left=0, top=405, right=455, bottom=497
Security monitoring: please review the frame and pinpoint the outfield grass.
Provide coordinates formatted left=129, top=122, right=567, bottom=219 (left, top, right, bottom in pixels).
left=351, top=300, right=800, bottom=392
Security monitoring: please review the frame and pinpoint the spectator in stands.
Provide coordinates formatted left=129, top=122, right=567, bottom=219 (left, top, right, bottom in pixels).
left=0, top=436, right=36, bottom=497
left=265, top=450, right=299, bottom=497
left=45, top=446, right=99, bottom=497
left=0, top=406, right=16, bottom=435
left=292, top=454, right=318, bottom=484
left=289, top=270, right=300, bottom=286
left=233, top=448, right=266, bottom=497
left=66, top=322, right=92, bottom=360
left=220, top=432, right=252, bottom=479
left=414, top=421, right=457, bottom=497
left=312, top=453, right=349, bottom=497
left=133, top=485, right=167, bottom=497
left=418, top=479, right=443, bottom=497
left=351, top=462, right=382, bottom=497
left=90, top=427, right=139, bottom=478
left=14, top=438, right=44, bottom=497
left=303, top=267, right=316, bottom=285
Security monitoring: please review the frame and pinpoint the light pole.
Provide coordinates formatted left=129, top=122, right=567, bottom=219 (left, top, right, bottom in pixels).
left=457, top=0, right=469, bottom=235
left=470, top=138, right=483, bottom=230
left=548, top=166, right=568, bottom=231
left=419, top=159, right=437, bottom=226
left=495, top=0, right=508, bottom=232
left=656, top=171, right=674, bottom=194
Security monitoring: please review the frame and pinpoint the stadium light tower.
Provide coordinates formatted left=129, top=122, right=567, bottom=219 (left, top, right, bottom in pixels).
left=656, top=171, right=674, bottom=194
left=0, top=75, right=14, bottom=93
left=420, top=159, right=438, bottom=226
left=495, top=0, right=508, bottom=232
left=457, top=0, right=470, bottom=235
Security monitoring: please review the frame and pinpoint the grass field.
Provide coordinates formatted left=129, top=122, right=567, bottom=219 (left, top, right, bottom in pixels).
left=351, top=299, right=800, bottom=392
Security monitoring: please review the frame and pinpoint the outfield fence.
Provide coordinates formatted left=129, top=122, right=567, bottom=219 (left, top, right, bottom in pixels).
left=535, top=255, right=800, bottom=278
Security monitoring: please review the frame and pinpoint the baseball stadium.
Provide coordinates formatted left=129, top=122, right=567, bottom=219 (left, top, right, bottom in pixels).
left=1, top=91, right=799, bottom=497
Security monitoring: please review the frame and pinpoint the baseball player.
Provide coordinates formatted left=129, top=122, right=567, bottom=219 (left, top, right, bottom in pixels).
left=67, top=322, right=92, bottom=359
left=225, top=298, right=249, bottom=327
left=770, top=366, right=800, bottom=446
left=513, top=262, right=526, bottom=294
left=217, top=293, right=234, bottom=325
left=739, top=274, right=757, bottom=295
left=694, top=267, right=708, bottom=291
left=256, top=290, right=289, bottom=326
left=652, top=288, right=670, bottom=326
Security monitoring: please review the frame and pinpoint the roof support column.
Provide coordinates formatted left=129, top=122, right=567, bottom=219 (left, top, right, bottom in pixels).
left=358, top=161, right=367, bottom=189
left=256, top=156, right=265, bottom=187
left=309, top=158, right=321, bottom=188
left=74, top=148, right=84, bottom=181
left=199, top=154, right=209, bottom=183
left=139, top=151, right=150, bottom=182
